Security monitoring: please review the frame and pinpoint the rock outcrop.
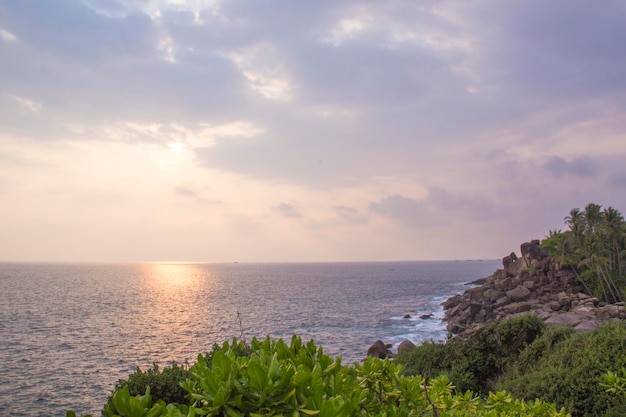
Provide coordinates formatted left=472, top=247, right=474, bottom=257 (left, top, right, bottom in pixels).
left=397, top=340, right=416, bottom=355
left=367, top=340, right=393, bottom=359
left=443, top=240, right=626, bottom=339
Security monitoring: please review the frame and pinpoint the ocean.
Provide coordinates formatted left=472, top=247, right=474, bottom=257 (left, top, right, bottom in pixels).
left=0, top=260, right=499, bottom=416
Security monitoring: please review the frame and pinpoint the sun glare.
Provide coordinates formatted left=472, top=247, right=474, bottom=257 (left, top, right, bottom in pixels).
left=168, top=142, right=185, bottom=153
left=144, top=262, right=205, bottom=287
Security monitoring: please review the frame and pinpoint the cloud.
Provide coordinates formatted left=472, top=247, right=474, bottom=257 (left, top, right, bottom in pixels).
left=543, top=156, right=598, bottom=179
left=174, top=186, right=198, bottom=198
left=273, top=203, right=302, bottom=219
left=8, top=95, right=42, bottom=113
left=368, top=194, right=431, bottom=228
left=0, top=28, right=17, bottom=42
left=2, top=0, right=626, bottom=262
left=608, top=172, right=626, bottom=189
left=332, top=205, right=368, bottom=225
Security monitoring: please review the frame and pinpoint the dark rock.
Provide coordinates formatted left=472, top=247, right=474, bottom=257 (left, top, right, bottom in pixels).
left=466, top=277, right=488, bottom=285
left=574, top=320, right=601, bottom=332
left=442, top=294, right=462, bottom=310
left=503, top=302, right=532, bottom=314
left=403, top=314, right=412, bottom=319
left=367, top=340, right=391, bottom=359
left=506, top=286, right=531, bottom=302
left=442, top=239, right=625, bottom=339
left=419, top=314, right=433, bottom=320
left=549, top=301, right=562, bottom=311
left=495, top=277, right=512, bottom=291
left=502, top=252, right=518, bottom=270
left=469, top=302, right=483, bottom=316
left=485, top=289, right=506, bottom=302
left=520, top=240, right=542, bottom=264
left=398, top=340, right=416, bottom=355
left=468, top=286, right=484, bottom=301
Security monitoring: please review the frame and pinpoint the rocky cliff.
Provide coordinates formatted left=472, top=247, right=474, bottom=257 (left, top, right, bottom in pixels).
left=443, top=240, right=626, bottom=339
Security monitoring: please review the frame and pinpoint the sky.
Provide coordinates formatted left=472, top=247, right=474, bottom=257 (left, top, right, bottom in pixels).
left=1, top=0, right=626, bottom=263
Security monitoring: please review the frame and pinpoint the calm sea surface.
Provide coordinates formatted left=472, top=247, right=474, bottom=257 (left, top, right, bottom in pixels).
left=0, top=260, right=499, bottom=416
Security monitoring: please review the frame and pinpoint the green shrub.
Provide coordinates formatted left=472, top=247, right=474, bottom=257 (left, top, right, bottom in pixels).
left=395, top=337, right=484, bottom=394
left=514, top=326, right=574, bottom=374
left=103, top=362, right=192, bottom=415
left=397, top=314, right=546, bottom=394
left=70, top=335, right=571, bottom=417
left=180, top=335, right=568, bottom=417
left=497, top=322, right=626, bottom=417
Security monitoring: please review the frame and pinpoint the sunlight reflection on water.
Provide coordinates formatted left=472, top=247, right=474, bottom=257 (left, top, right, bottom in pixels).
left=0, top=260, right=499, bottom=416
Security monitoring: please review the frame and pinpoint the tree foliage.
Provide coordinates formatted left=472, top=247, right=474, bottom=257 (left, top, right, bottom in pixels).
left=541, top=203, right=626, bottom=302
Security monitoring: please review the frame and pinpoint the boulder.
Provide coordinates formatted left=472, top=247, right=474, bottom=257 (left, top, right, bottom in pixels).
left=549, top=301, right=562, bottom=311
left=544, top=312, right=583, bottom=327
left=419, top=314, right=433, bottom=320
left=495, top=277, right=512, bottom=291
left=467, top=277, right=488, bottom=286
left=442, top=295, right=462, bottom=310
left=442, top=239, right=625, bottom=338
left=485, top=289, right=506, bottom=302
left=502, top=302, right=532, bottom=314
left=502, top=252, right=518, bottom=270
left=574, top=320, right=602, bottom=332
left=506, top=286, right=532, bottom=302
left=403, top=314, right=412, bottom=319
left=468, top=286, right=484, bottom=301
left=367, top=340, right=391, bottom=359
left=398, top=340, right=416, bottom=355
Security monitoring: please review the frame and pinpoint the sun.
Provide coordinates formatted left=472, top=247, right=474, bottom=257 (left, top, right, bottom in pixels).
left=168, top=142, right=185, bottom=153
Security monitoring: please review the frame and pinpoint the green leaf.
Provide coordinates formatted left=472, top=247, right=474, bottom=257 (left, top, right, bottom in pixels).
left=299, top=409, right=320, bottom=416
left=247, top=360, right=268, bottom=391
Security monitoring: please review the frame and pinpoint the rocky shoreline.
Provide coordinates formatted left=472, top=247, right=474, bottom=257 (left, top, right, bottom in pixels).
left=442, top=240, right=626, bottom=339
left=366, top=240, right=626, bottom=358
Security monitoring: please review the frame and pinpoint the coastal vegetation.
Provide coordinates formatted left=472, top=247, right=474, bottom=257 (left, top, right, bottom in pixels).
left=541, top=203, right=626, bottom=303
left=397, top=316, right=626, bottom=416
left=69, top=335, right=568, bottom=417
left=67, top=203, right=626, bottom=417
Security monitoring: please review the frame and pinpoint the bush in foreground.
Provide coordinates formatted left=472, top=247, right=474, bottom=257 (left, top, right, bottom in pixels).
left=68, top=335, right=569, bottom=417
left=397, top=315, right=626, bottom=416
left=396, top=314, right=546, bottom=394
left=497, top=321, right=626, bottom=417
left=103, top=362, right=192, bottom=415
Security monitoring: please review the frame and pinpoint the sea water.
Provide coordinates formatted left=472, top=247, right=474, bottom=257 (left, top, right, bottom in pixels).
left=0, top=260, right=499, bottom=416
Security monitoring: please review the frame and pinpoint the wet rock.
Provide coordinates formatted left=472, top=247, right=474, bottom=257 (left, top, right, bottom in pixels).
left=403, top=314, right=412, bottom=319
left=367, top=340, right=391, bottom=359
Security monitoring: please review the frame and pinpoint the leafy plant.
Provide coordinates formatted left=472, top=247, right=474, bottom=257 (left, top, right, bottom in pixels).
left=70, top=335, right=571, bottom=417
left=103, top=362, right=192, bottom=415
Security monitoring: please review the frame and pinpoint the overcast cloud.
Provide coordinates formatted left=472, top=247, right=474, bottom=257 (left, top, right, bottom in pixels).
left=1, top=0, right=625, bottom=262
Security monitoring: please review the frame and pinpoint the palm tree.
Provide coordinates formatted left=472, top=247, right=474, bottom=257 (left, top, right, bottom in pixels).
left=565, top=208, right=584, bottom=245
left=603, top=207, right=625, bottom=274
left=546, top=204, right=626, bottom=303
left=583, top=203, right=603, bottom=236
